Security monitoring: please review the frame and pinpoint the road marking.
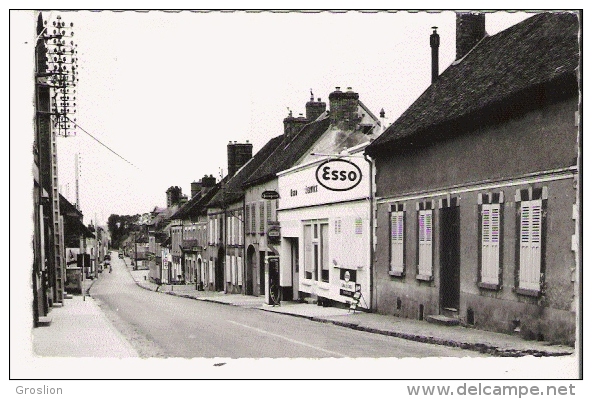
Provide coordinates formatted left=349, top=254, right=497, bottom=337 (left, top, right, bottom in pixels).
left=227, top=320, right=348, bottom=357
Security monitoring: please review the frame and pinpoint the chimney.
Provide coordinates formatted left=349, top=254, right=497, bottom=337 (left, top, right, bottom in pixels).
left=200, top=174, right=217, bottom=196
left=430, top=26, right=440, bottom=83
left=283, top=109, right=309, bottom=141
left=306, top=90, right=327, bottom=121
left=227, top=141, right=253, bottom=177
left=456, top=12, right=486, bottom=61
left=190, top=181, right=202, bottom=198
left=166, top=186, right=183, bottom=208
left=329, top=86, right=360, bottom=131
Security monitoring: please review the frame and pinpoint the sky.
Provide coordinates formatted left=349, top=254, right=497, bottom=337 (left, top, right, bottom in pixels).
left=14, top=9, right=536, bottom=226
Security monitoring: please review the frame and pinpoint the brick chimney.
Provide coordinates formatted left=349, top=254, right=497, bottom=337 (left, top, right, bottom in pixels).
left=191, top=181, right=202, bottom=198
left=329, top=87, right=360, bottom=131
left=283, top=110, right=309, bottom=141
left=166, top=186, right=183, bottom=208
left=227, top=141, right=253, bottom=177
left=456, top=12, right=486, bottom=61
left=306, top=91, right=327, bottom=121
left=430, top=26, right=440, bottom=83
left=200, top=174, right=217, bottom=196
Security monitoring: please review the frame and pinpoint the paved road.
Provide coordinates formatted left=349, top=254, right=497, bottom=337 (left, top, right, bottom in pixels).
left=91, top=253, right=485, bottom=359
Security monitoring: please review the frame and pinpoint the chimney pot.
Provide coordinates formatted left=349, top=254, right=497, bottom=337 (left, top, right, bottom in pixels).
left=430, top=26, right=440, bottom=84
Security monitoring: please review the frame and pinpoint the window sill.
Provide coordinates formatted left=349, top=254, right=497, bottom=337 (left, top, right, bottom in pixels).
left=389, top=270, right=405, bottom=278
left=478, top=282, right=500, bottom=291
left=515, top=287, right=540, bottom=297
left=416, top=273, right=433, bottom=282
left=301, top=280, right=312, bottom=287
left=318, top=282, right=330, bottom=290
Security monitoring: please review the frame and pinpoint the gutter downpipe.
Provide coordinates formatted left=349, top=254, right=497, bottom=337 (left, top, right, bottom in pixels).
left=364, top=153, right=375, bottom=311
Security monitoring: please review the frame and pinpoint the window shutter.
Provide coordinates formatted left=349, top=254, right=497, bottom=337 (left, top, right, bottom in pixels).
left=259, top=202, right=265, bottom=234
left=237, top=256, right=243, bottom=285
left=245, top=205, right=250, bottom=234
left=209, top=260, right=214, bottom=283
left=390, top=211, right=404, bottom=273
left=226, top=255, right=231, bottom=282
left=519, top=200, right=542, bottom=291
left=418, top=209, right=433, bottom=276
left=251, top=204, right=256, bottom=233
left=481, top=204, right=500, bottom=285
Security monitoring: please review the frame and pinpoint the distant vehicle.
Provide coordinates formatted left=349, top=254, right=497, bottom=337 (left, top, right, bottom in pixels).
left=118, top=253, right=124, bottom=259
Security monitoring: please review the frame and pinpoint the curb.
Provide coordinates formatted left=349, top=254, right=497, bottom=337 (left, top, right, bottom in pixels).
left=127, top=275, right=573, bottom=358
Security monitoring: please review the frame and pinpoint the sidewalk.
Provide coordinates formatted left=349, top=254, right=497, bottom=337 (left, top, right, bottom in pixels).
left=32, top=278, right=139, bottom=358
left=128, top=268, right=574, bottom=358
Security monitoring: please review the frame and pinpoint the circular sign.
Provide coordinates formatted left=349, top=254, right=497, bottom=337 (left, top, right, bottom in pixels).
left=344, top=271, right=350, bottom=282
left=315, top=159, right=363, bottom=192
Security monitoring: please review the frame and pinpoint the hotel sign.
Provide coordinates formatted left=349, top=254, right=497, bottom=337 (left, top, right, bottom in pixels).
left=315, top=159, right=362, bottom=192
left=261, top=190, right=280, bottom=200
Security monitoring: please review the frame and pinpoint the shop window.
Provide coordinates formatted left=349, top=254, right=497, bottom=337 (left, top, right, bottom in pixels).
left=516, top=188, right=547, bottom=295
left=389, top=204, right=405, bottom=276
left=478, top=192, right=503, bottom=289
left=303, top=220, right=329, bottom=282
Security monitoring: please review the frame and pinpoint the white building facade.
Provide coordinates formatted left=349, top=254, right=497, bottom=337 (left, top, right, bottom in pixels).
left=277, top=152, right=373, bottom=309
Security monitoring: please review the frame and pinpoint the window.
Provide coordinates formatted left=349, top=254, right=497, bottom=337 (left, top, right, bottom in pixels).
left=518, top=193, right=544, bottom=293
left=479, top=192, right=503, bottom=288
left=303, top=220, right=329, bottom=282
left=390, top=204, right=405, bottom=276
left=417, top=202, right=433, bottom=279
left=227, top=216, right=231, bottom=244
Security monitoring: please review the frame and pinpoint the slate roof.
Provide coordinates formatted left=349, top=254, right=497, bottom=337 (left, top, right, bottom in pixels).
left=366, top=12, right=580, bottom=156
left=208, top=134, right=285, bottom=207
left=172, top=182, right=221, bottom=219
left=244, top=117, right=332, bottom=187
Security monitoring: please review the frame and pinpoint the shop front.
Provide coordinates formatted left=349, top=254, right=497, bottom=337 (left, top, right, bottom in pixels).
left=277, top=155, right=373, bottom=309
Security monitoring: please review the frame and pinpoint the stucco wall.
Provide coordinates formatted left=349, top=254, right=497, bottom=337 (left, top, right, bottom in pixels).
left=372, top=98, right=577, bottom=345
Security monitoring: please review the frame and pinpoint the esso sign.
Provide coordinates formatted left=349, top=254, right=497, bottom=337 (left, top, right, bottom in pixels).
left=315, top=159, right=363, bottom=192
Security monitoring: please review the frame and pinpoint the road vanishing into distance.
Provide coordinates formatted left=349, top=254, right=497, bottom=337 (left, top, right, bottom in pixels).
left=91, top=253, right=485, bottom=359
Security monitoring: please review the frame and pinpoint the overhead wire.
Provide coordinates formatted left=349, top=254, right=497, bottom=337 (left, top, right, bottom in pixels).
left=66, top=116, right=140, bottom=170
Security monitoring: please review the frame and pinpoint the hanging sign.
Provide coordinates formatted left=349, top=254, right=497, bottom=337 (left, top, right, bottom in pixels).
left=315, top=159, right=363, bottom=192
left=261, top=190, right=280, bottom=200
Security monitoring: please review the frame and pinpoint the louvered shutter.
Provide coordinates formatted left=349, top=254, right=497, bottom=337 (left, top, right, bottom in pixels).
left=481, top=204, right=500, bottom=285
left=390, top=211, right=404, bottom=273
left=519, top=200, right=542, bottom=291
left=245, top=205, right=250, bottom=234
left=237, top=256, right=243, bottom=285
left=225, top=255, right=231, bottom=282
left=418, top=209, right=433, bottom=276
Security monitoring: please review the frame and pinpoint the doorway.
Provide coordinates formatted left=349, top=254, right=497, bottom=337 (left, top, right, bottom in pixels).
left=246, top=246, right=255, bottom=295
left=440, top=200, right=461, bottom=312
left=259, top=251, right=266, bottom=296
left=215, top=248, right=225, bottom=292
left=287, top=238, right=299, bottom=300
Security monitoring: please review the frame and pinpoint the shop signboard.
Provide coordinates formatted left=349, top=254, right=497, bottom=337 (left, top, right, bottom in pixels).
left=315, top=159, right=363, bottom=192
left=261, top=190, right=280, bottom=200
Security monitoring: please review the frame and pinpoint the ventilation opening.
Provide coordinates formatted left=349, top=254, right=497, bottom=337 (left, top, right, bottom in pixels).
left=467, top=308, right=475, bottom=325
left=396, top=297, right=402, bottom=310
left=419, top=304, right=424, bottom=321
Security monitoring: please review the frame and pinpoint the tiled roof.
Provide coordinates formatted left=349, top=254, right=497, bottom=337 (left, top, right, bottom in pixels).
left=366, top=12, right=580, bottom=155
left=244, top=117, right=332, bottom=187
left=173, top=182, right=221, bottom=219
left=208, top=134, right=285, bottom=206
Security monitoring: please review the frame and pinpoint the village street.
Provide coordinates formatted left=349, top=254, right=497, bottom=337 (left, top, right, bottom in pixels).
left=89, top=254, right=486, bottom=359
